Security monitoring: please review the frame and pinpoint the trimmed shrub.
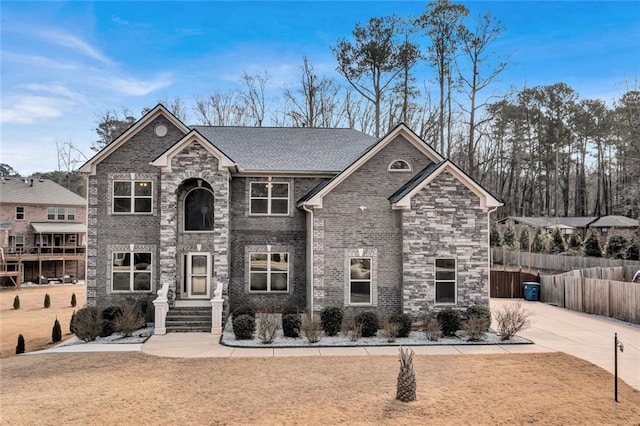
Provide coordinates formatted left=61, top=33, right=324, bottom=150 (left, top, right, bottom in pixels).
left=74, top=306, right=102, bottom=342
left=389, top=313, right=412, bottom=338
left=115, top=301, right=145, bottom=337
left=282, top=313, right=301, bottom=338
left=466, top=305, right=491, bottom=332
left=101, top=306, right=123, bottom=337
left=232, top=314, right=255, bottom=340
left=320, top=306, right=343, bottom=336
left=232, top=305, right=256, bottom=320
left=436, top=308, right=461, bottom=337
left=43, top=293, right=51, bottom=309
left=70, top=293, right=77, bottom=307
left=70, top=310, right=76, bottom=334
left=16, top=334, right=25, bottom=354
left=52, top=318, right=62, bottom=342
left=354, top=311, right=379, bottom=338
left=13, top=295, right=20, bottom=310
left=281, top=306, right=302, bottom=317
left=423, top=314, right=441, bottom=341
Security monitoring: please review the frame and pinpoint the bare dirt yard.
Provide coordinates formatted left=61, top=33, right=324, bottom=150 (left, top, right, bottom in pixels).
left=1, top=352, right=638, bottom=425
left=0, top=283, right=85, bottom=357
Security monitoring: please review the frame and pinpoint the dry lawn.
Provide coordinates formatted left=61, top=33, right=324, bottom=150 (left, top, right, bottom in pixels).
left=1, top=352, right=639, bottom=425
left=0, top=284, right=85, bottom=357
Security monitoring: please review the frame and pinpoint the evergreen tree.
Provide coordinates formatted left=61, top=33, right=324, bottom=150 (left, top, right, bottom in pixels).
left=13, top=295, right=20, bottom=310
left=490, top=224, right=502, bottom=246
left=625, top=237, right=639, bottom=260
left=71, top=293, right=77, bottom=307
left=532, top=228, right=547, bottom=253
left=519, top=228, right=530, bottom=250
left=44, top=293, right=51, bottom=309
left=52, top=318, right=62, bottom=342
left=503, top=225, right=516, bottom=248
left=604, top=234, right=628, bottom=259
left=16, top=334, right=25, bottom=354
left=583, top=231, right=603, bottom=257
left=568, top=232, right=582, bottom=250
left=550, top=227, right=565, bottom=254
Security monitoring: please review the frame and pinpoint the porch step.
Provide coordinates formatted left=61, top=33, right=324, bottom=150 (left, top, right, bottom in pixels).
left=166, top=306, right=212, bottom=333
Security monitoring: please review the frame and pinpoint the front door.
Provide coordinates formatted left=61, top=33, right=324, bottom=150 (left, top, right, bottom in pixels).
left=186, top=252, right=212, bottom=299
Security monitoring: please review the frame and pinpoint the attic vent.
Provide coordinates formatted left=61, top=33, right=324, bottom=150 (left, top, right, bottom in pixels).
left=155, top=124, right=168, bottom=137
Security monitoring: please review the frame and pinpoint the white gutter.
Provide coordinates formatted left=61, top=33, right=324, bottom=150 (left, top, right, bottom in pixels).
left=302, top=203, right=314, bottom=319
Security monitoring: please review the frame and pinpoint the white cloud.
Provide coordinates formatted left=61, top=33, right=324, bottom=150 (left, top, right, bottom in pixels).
left=19, top=83, right=87, bottom=104
left=1, top=50, right=80, bottom=70
left=0, top=96, right=68, bottom=124
left=100, top=73, right=172, bottom=96
left=36, top=28, right=112, bottom=65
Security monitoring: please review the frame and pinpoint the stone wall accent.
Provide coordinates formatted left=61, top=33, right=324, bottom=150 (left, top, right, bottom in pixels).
left=160, top=141, right=230, bottom=304
left=311, top=135, right=431, bottom=317
left=402, top=171, right=489, bottom=318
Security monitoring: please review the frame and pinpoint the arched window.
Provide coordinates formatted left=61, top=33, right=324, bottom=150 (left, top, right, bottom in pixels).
left=184, top=188, right=214, bottom=231
left=388, top=159, right=412, bottom=172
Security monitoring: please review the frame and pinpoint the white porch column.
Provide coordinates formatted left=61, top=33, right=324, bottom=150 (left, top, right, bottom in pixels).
left=153, top=283, right=169, bottom=335
left=210, top=281, right=224, bottom=334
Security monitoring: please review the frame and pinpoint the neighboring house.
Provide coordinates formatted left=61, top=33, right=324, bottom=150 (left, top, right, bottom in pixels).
left=0, top=178, right=87, bottom=285
left=498, top=215, right=639, bottom=245
left=79, top=104, right=501, bottom=331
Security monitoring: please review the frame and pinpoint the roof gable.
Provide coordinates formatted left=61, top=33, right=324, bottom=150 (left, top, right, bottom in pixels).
left=0, top=178, right=86, bottom=205
left=301, top=124, right=443, bottom=208
left=390, top=160, right=502, bottom=212
left=79, top=104, right=190, bottom=175
left=150, top=130, right=236, bottom=172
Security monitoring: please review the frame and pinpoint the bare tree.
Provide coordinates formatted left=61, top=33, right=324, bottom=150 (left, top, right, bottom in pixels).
left=193, top=90, right=250, bottom=126
left=240, top=71, right=269, bottom=126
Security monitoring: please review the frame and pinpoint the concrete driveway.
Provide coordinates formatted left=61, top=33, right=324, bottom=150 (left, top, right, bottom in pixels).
left=490, top=298, right=640, bottom=390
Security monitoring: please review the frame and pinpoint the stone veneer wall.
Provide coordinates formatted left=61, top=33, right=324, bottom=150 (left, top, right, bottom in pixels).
left=402, top=171, right=489, bottom=317
left=160, top=142, right=230, bottom=303
left=311, top=135, right=434, bottom=318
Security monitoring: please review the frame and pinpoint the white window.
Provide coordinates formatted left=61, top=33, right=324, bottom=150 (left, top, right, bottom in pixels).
left=15, top=206, right=24, bottom=220
left=250, top=182, right=289, bottom=215
left=349, top=257, right=372, bottom=304
left=112, top=251, right=152, bottom=292
left=388, top=160, right=412, bottom=172
left=249, top=252, right=289, bottom=292
left=11, top=235, right=25, bottom=253
left=184, top=188, right=215, bottom=231
left=435, top=258, right=456, bottom=304
left=67, top=208, right=75, bottom=220
left=113, top=181, right=152, bottom=214
left=48, top=207, right=77, bottom=221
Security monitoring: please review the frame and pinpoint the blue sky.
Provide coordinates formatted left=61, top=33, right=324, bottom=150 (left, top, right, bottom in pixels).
left=1, top=1, right=639, bottom=175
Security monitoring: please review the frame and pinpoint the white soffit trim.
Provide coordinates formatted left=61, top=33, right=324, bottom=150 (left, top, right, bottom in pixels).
left=392, top=161, right=503, bottom=211
left=150, top=130, right=236, bottom=172
left=305, top=124, right=443, bottom=208
left=79, top=104, right=190, bottom=175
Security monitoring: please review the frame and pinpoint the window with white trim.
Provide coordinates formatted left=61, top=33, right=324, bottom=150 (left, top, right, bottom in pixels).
left=349, top=257, right=372, bottom=304
left=249, top=252, right=289, bottom=292
left=184, top=188, right=214, bottom=231
left=113, top=181, right=152, bottom=213
left=11, top=235, right=25, bottom=253
left=435, top=258, right=456, bottom=304
left=388, top=160, right=411, bottom=172
left=47, top=207, right=76, bottom=221
left=15, top=206, right=24, bottom=220
left=250, top=182, right=289, bottom=215
left=112, top=251, right=152, bottom=292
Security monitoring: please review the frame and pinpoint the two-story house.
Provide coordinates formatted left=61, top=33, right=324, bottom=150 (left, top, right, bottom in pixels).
left=0, top=178, right=86, bottom=286
left=80, top=105, right=501, bottom=332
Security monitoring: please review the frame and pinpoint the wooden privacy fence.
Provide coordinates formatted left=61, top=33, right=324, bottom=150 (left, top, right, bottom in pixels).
left=539, top=267, right=640, bottom=324
left=490, top=270, right=539, bottom=298
left=492, top=249, right=640, bottom=274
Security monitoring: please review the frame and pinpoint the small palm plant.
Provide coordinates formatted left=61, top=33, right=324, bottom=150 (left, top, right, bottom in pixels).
left=396, top=347, right=416, bottom=402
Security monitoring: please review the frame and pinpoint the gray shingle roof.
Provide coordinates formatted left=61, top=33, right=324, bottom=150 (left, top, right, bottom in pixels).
left=192, top=126, right=377, bottom=172
left=0, top=178, right=86, bottom=205
left=589, top=215, right=639, bottom=228
left=388, top=161, right=441, bottom=203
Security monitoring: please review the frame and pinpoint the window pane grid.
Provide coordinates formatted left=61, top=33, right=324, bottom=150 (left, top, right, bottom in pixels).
left=249, top=252, right=288, bottom=292
left=349, top=257, right=372, bottom=305
left=435, top=258, right=456, bottom=304
left=249, top=182, right=289, bottom=215
left=112, top=251, right=152, bottom=292
left=113, top=181, right=152, bottom=213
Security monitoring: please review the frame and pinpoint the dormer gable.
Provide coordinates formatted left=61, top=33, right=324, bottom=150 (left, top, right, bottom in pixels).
left=79, top=104, right=190, bottom=175
left=150, top=130, right=236, bottom=172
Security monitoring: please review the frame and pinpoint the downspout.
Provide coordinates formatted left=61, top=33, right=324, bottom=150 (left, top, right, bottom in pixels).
left=487, top=206, right=499, bottom=301
left=302, top=203, right=314, bottom=318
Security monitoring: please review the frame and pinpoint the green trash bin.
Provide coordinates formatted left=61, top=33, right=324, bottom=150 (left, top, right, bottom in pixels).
left=523, top=282, right=540, bottom=301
